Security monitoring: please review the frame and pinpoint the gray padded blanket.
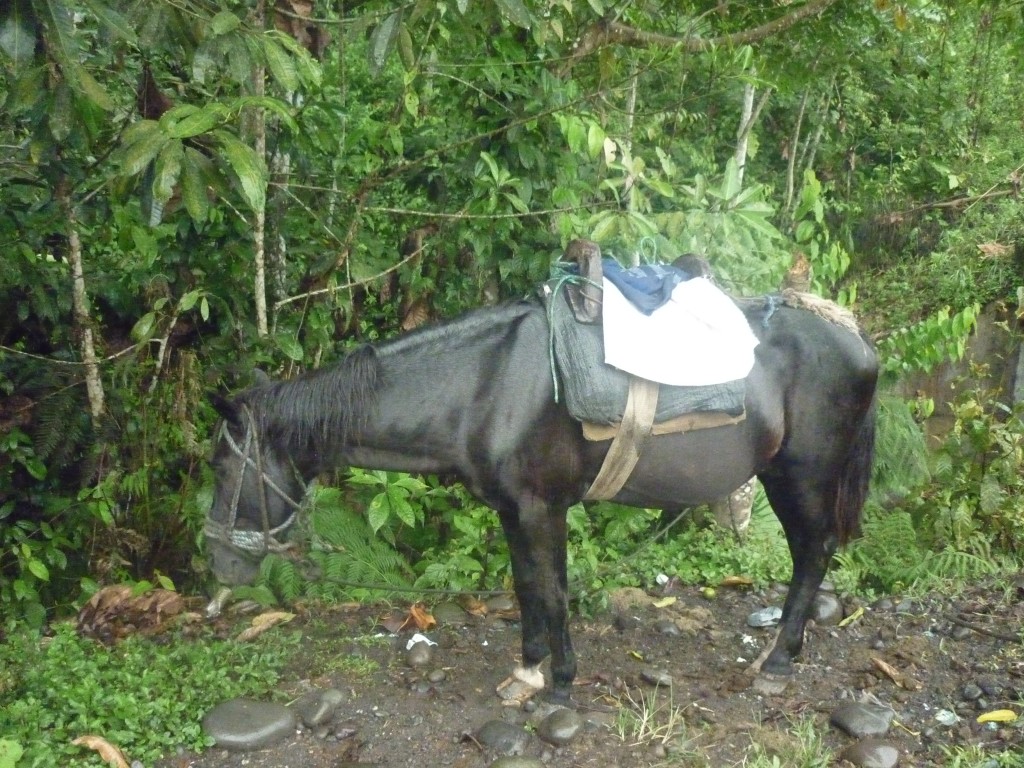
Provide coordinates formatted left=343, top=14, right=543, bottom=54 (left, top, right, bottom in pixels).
left=547, top=289, right=746, bottom=425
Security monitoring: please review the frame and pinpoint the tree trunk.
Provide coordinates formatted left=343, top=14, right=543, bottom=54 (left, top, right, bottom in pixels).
left=58, top=178, right=105, bottom=423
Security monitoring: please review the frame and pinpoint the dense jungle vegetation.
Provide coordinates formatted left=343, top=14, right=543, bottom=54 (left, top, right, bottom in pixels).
left=2, top=0, right=1024, bottom=628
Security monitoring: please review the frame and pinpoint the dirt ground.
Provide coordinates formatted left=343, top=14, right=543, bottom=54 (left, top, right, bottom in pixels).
left=158, top=578, right=1024, bottom=768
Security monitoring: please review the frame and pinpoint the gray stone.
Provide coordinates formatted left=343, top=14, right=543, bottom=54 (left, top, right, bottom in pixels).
left=296, top=688, right=344, bottom=728
left=961, top=683, right=983, bottom=701
left=427, top=668, right=447, bottom=683
left=432, top=601, right=470, bottom=625
left=473, top=720, right=532, bottom=756
left=747, top=606, right=782, bottom=628
left=654, top=618, right=681, bottom=637
left=486, top=594, right=516, bottom=612
left=812, top=591, right=844, bottom=625
left=830, top=702, right=895, bottom=738
left=537, top=707, right=584, bottom=747
left=839, top=738, right=900, bottom=768
left=405, top=639, right=435, bottom=668
left=640, top=668, right=673, bottom=687
left=202, top=697, right=296, bottom=751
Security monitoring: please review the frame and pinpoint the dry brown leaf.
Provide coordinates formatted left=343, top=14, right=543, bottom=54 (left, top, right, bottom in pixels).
left=977, top=241, right=1011, bottom=259
left=719, top=575, right=754, bottom=588
left=459, top=596, right=489, bottom=617
left=235, top=611, right=295, bottom=642
left=870, top=656, right=922, bottom=691
left=71, top=735, right=130, bottom=768
left=408, top=602, right=437, bottom=631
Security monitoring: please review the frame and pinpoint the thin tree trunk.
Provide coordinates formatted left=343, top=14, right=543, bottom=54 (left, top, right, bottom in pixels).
left=783, top=89, right=810, bottom=216
left=624, top=59, right=639, bottom=230
left=734, top=78, right=772, bottom=189
left=58, top=178, right=105, bottom=423
left=251, top=0, right=269, bottom=337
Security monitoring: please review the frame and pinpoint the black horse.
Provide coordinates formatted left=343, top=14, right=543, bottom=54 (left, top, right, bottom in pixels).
left=205, top=289, right=877, bottom=704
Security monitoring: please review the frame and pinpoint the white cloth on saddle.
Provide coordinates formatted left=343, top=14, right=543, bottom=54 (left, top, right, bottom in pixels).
left=602, top=276, right=759, bottom=386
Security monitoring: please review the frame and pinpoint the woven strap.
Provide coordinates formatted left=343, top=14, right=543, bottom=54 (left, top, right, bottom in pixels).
left=584, top=376, right=659, bottom=500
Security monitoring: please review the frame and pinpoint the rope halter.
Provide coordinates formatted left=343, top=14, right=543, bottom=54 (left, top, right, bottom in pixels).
left=203, top=403, right=307, bottom=555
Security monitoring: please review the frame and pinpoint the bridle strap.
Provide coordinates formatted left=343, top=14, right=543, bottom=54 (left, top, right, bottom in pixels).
left=204, top=404, right=307, bottom=555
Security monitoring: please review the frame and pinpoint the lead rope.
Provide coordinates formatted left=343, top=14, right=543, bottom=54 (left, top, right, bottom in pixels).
left=245, top=404, right=276, bottom=555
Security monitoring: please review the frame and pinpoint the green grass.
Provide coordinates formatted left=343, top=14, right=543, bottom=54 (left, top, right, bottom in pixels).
left=0, top=621, right=296, bottom=767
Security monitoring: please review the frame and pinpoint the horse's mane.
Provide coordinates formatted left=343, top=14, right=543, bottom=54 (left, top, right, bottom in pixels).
left=243, top=345, right=380, bottom=454
left=779, top=289, right=861, bottom=335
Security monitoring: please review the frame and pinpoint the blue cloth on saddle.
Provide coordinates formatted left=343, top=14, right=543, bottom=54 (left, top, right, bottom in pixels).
left=546, top=288, right=746, bottom=426
left=602, top=259, right=688, bottom=315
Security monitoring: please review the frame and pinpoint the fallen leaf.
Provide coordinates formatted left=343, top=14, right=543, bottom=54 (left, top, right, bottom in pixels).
left=409, top=602, right=436, bottom=631
left=71, top=735, right=129, bottom=768
left=870, top=656, right=922, bottom=691
left=720, top=575, right=753, bottom=588
left=838, top=606, right=864, bottom=627
left=459, top=595, right=488, bottom=617
left=652, top=596, right=676, bottom=608
left=235, top=611, right=295, bottom=642
left=628, top=650, right=644, bottom=661
left=977, top=709, right=1017, bottom=724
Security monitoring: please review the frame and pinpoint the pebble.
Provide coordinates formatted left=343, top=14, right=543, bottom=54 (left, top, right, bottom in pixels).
left=961, top=683, right=983, bottom=701
left=486, top=594, right=516, bottom=612
left=829, top=702, right=895, bottom=738
left=432, top=601, right=470, bottom=625
left=428, top=668, right=447, bottom=683
left=747, top=606, right=782, bottom=628
left=406, top=639, right=435, bottom=668
left=537, top=707, right=584, bottom=746
left=295, top=688, right=344, bottom=728
left=839, top=738, right=901, bottom=768
left=473, top=720, right=532, bottom=755
left=654, top=618, right=681, bottom=636
left=640, top=668, right=673, bottom=687
left=201, top=697, right=296, bottom=751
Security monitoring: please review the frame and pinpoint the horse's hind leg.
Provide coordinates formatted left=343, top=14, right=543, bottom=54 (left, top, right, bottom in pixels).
left=496, top=502, right=576, bottom=703
left=756, top=475, right=839, bottom=675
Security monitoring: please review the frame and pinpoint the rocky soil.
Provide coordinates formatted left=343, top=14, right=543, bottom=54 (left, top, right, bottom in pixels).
left=157, top=578, right=1024, bottom=768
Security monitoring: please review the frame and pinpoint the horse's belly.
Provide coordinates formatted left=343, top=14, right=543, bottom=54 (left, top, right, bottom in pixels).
left=603, top=428, right=761, bottom=508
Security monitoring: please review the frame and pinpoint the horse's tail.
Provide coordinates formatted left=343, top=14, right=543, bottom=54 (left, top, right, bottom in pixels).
left=835, top=394, right=877, bottom=546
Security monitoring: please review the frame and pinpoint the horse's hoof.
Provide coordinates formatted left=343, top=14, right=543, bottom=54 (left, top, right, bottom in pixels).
left=541, top=687, right=573, bottom=707
left=759, top=656, right=795, bottom=676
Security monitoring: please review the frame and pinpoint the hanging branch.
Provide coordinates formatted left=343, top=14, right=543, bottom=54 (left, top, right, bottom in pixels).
left=734, top=78, right=772, bottom=189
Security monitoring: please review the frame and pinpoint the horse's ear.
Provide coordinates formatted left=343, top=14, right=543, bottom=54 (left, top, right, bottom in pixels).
left=208, top=392, right=240, bottom=425
left=253, top=368, right=271, bottom=386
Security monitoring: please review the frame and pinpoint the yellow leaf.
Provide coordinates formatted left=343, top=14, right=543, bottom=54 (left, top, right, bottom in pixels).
left=628, top=650, right=644, bottom=661
left=235, top=611, right=295, bottom=642
left=72, top=735, right=130, bottom=768
left=838, top=606, right=864, bottom=627
left=977, top=709, right=1017, bottom=724
left=652, top=597, right=676, bottom=608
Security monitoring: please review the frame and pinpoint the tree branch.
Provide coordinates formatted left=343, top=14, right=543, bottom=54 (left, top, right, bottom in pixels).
left=563, top=0, right=840, bottom=71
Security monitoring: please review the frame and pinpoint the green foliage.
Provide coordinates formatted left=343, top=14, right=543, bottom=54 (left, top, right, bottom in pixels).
left=877, top=303, right=980, bottom=382
left=0, top=622, right=292, bottom=767
left=834, top=378, right=1024, bottom=595
left=252, top=486, right=416, bottom=604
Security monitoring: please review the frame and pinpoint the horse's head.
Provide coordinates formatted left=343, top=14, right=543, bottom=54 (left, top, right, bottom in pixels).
left=204, top=393, right=306, bottom=586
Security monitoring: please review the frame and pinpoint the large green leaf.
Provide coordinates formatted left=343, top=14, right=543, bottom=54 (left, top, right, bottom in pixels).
left=368, top=10, right=402, bottom=77
left=36, top=0, right=113, bottom=110
left=151, top=139, right=183, bottom=204
left=162, top=103, right=229, bottom=139
left=214, top=130, right=267, bottom=213
left=115, top=120, right=168, bottom=177
left=493, top=0, right=531, bottom=28
left=80, top=0, right=138, bottom=45
left=180, top=147, right=210, bottom=223
left=260, top=35, right=298, bottom=92
left=0, top=0, right=35, bottom=70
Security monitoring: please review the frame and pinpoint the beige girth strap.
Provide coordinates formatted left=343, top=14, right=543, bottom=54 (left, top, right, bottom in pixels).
left=584, top=376, right=659, bottom=500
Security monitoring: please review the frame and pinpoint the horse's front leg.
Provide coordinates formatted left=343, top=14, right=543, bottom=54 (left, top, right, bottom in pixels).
left=496, top=501, right=576, bottom=704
